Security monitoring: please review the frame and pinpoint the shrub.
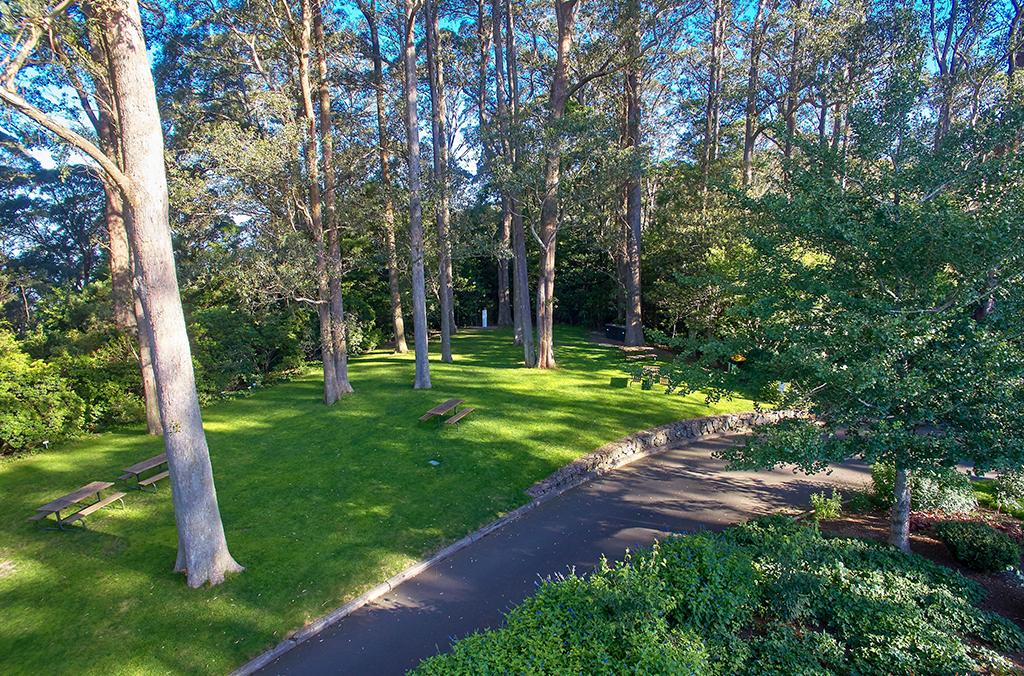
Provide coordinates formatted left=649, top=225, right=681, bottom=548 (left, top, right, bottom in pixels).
left=54, top=336, right=144, bottom=429
left=871, top=463, right=978, bottom=514
left=0, top=329, right=84, bottom=453
left=810, top=488, right=843, bottom=520
left=414, top=516, right=1024, bottom=674
left=933, top=520, right=1021, bottom=573
left=994, top=470, right=1024, bottom=514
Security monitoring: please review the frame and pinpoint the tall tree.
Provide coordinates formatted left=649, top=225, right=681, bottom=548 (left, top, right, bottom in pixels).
left=0, top=0, right=244, bottom=586
left=403, top=0, right=432, bottom=388
left=425, top=0, right=454, bottom=363
left=358, top=0, right=409, bottom=353
left=534, top=0, right=579, bottom=369
left=621, top=0, right=644, bottom=347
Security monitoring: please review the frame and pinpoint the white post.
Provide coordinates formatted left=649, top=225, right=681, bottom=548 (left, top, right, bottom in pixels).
left=482, top=307, right=488, bottom=328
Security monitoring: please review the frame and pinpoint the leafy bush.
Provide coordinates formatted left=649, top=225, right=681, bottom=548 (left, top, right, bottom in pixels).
left=871, top=463, right=978, bottom=514
left=414, top=516, right=1024, bottom=675
left=810, top=488, right=843, bottom=520
left=0, top=329, right=84, bottom=453
left=994, top=470, right=1024, bottom=514
left=933, top=520, right=1022, bottom=573
left=54, top=336, right=144, bottom=429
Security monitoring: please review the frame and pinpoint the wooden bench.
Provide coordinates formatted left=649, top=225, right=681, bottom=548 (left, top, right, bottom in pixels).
left=29, top=481, right=126, bottom=530
left=120, top=453, right=169, bottom=491
left=444, top=407, right=475, bottom=426
left=419, top=398, right=462, bottom=423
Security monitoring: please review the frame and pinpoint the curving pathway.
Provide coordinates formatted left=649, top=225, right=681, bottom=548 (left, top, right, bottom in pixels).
left=255, top=434, right=870, bottom=676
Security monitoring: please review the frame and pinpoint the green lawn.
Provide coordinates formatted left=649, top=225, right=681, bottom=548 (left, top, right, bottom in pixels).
left=0, top=326, right=752, bottom=675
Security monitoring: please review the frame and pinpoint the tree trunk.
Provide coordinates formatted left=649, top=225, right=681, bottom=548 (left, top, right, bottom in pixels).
left=743, top=0, right=767, bottom=187
left=890, top=463, right=912, bottom=553
left=315, top=4, right=353, bottom=394
left=425, top=0, right=454, bottom=362
left=489, top=0, right=514, bottom=330
left=784, top=0, right=802, bottom=160
left=103, top=0, right=242, bottom=587
left=403, top=0, right=432, bottom=389
left=622, top=2, right=643, bottom=347
left=132, top=280, right=163, bottom=436
left=534, top=0, right=578, bottom=369
left=504, top=0, right=534, bottom=365
left=297, top=0, right=341, bottom=404
left=497, top=204, right=513, bottom=327
left=359, top=0, right=408, bottom=353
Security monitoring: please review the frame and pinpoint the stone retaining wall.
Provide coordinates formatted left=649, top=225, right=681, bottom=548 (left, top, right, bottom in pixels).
left=527, top=410, right=799, bottom=499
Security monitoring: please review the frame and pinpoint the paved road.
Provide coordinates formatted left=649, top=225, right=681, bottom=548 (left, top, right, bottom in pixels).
left=257, top=434, right=870, bottom=676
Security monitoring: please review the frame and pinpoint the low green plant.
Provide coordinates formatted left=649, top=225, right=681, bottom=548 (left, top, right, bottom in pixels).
left=994, top=470, right=1024, bottom=514
left=871, top=463, right=978, bottom=514
left=415, top=515, right=1024, bottom=674
left=933, top=520, right=1022, bottom=573
left=809, top=488, right=843, bottom=520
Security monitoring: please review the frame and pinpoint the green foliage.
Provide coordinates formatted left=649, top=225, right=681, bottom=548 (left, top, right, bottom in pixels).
left=933, top=521, right=1022, bottom=573
left=810, top=488, right=843, bottom=520
left=417, top=515, right=1024, bottom=674
left=871, top=463, right=978, bottom=514
left=188, top=305, right=305, bottom=397
left=53, top=338, right=145, bottom=429
left=994, top=470, right=1024, bottom=514
left=0, top=328, right=83, bottom=453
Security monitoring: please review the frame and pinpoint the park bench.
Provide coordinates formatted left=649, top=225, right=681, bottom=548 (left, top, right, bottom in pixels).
left=419, top=398, right=474, bottom=426
left=28, top=481, right=126, bottom=530
left=119, top=453, right=169, bottom=491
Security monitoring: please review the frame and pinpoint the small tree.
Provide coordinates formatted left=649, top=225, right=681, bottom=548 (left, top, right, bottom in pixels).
left=668, top=78, right=1024, bottom=551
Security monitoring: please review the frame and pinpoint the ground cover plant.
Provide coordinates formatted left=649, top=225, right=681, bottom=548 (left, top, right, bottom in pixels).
left=0, top=327, right=750, bottom=675
left=933, top=520, right=1022, bottom=573
left=414, top=516, right=1024, bottom=675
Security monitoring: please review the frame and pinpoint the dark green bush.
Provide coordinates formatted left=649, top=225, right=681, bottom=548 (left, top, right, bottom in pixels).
left=933, top=520, right=1022, bottom=573
left=0, top=329, right=84, bottom=453
left=414, top=516, right=1024, bottom=675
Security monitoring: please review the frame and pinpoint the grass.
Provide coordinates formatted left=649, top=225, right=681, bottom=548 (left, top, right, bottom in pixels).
left=974, top=478, right=1024, bottom=520
left=0, top=326, right=753, bottom=675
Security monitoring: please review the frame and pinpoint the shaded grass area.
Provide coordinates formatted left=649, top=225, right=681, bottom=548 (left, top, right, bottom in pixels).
left=0, top=326, right=752, bottom=675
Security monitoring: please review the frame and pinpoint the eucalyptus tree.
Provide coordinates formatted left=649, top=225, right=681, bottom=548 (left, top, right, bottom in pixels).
left=402, top=0, right=432, bottom=388
left=0, top=0, right=243, bottom=586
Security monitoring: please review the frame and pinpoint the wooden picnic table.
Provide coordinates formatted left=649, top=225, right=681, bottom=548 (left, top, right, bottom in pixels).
left=120, top=452, right=169, bottom=490
left=419, top=398, right=463, bottom=422
left=29, top=481, right=125, bottom=529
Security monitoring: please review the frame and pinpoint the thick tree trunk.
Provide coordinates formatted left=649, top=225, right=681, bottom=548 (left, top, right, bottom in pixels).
left=890, top=464, right=912, bottom=553
left=104, top=0, right=242, bottom=587
left=425, top=0, right=454, bottom=363
left=534, top=0, right=578, bottom=369
left=106, top=185, right=135, bottom=330
left=497, top=204, right=513, bottom=327
left=403, top=0, right=432, bottom=389
left=315, top=5, right=353, bottom=394
left=297, top=0, right=341, bottom=404
left=360, top=0, right=408, bottom=353
left=504, top=0, right=534, bottom=365
left=621, top=6, right=643, bottom=347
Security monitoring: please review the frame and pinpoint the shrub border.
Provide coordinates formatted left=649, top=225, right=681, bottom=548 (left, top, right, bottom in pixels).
left=230, top=409, right=796, bottom=675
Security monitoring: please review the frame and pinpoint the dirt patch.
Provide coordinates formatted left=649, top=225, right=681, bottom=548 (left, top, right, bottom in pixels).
left=819, top=511, right=1024, bottom=630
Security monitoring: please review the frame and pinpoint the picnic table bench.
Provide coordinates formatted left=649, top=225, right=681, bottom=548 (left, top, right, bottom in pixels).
left=419, top=398, right=475, bottom=426
left=28, top=481, right=126, bottom=529
left=119, top=453, right=169, bottom=491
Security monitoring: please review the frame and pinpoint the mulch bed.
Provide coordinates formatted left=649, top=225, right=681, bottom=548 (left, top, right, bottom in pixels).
left=818, top=510, right=1024, bottom=630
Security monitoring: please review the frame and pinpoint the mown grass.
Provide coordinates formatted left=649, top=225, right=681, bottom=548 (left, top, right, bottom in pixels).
left=0, top=326, right=752, bottom=675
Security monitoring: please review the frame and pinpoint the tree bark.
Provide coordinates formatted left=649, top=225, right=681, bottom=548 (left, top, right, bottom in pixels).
left=359, top=0, right=408, bottom=353
left=103, top=0, right=242, bottom=586
left=403, top=0, right=432, bottom=388
left=702, top=0, right=727, bottom=190
left=315, top=4, right=353, bottom=394
left=890, top=463, right=912, bottom=553
left=783, top=0, right=802, bottom=160
left=534, top=0, right=578, bottom=369
left=425, top=0, right=454, bottom=362
left=505, top=0, right=535, bottom=365
left=297, top=0, right=341, bottom=404
left=489, top=0, right=513, bottom=329
left=622, top=1, right=643, bottom=347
